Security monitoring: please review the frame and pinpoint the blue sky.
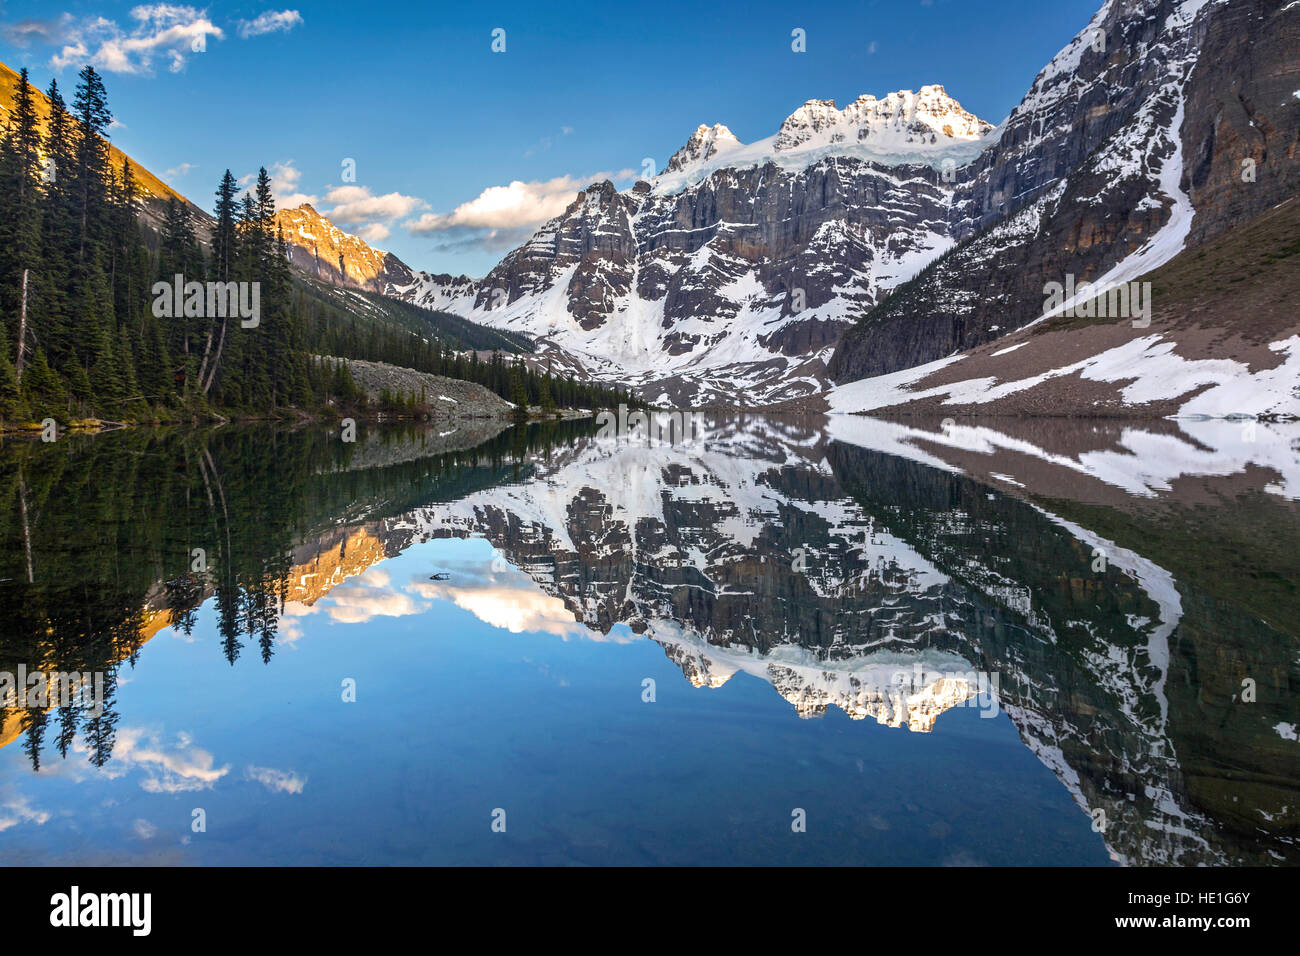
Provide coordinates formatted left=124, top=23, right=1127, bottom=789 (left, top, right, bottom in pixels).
left=0, top=0, right=1101, bottom=277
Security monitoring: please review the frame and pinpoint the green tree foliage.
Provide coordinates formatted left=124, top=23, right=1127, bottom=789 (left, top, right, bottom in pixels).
left=0, top=65, right=640, bottom=428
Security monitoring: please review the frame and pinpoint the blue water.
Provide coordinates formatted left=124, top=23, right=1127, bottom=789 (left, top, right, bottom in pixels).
left=0, top=538, right=1109, bottom=866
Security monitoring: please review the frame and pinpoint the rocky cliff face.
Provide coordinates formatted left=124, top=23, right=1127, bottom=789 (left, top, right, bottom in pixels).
left=396, top=86, right=991, bottom=406
left=830, top=0, right=1300, bottom=383
left=274, top=203, right=419, bottom=291
left=665, top=123, right=741, bottom=172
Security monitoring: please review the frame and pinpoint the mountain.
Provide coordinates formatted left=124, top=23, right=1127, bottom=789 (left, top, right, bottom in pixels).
left=273, top=203, right=480, bottom=305
left=0, top=60, right=206, bottom=231
left=386, top=84, right=993, bottom=406
left=826, top=192, right=1300, bottom=419
left=91, top=0, right=1287, bottom=412
left=364, top=0, right=1295, bottom=411
left=270, top=203, right=539, bottom=359
left=664, top=123, right=741, bottom=173
left=828, top=0, right=1300, bottom=415
left=275, top=203, right=417, bottom=291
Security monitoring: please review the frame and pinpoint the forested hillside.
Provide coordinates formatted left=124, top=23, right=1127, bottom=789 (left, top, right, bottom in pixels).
left=0, top=65, right=636, bottom=427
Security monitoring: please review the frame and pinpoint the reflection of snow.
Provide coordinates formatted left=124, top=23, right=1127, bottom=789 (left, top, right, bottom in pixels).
left=828, top=415, right=1300, bottom=501
left=649, top=621, right=990, bottom=731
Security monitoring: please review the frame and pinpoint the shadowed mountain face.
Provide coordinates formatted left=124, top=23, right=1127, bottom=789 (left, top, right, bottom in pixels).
left=830, top=0, right=1300, bottom=386
left=0, top=417, right=1295, bottom=865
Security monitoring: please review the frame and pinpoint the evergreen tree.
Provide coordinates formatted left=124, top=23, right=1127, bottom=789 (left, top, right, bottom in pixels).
left=199, top=170, right=239, bottom=395
left=71, top=66, right=112, bottom=267
left=0, top=67, right=44, bottom=337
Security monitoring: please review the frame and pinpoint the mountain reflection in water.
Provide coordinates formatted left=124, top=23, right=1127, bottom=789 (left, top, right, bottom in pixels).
left=0, top=415, right=1295, bottom=866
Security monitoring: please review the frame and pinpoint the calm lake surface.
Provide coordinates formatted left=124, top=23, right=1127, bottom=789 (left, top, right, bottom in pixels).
left=0, top=414, right=1295, bottom=865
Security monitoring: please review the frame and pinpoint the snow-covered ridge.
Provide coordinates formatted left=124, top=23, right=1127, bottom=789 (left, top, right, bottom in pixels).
left=652, top=84, right=995, bottom=195
left=665, top=123, right=742, bottom=172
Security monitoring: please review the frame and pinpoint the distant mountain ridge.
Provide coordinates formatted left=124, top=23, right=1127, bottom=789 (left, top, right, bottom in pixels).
left=65, top=0, right=1292, bottom=412
left=378, top=84, right=994, bottom=406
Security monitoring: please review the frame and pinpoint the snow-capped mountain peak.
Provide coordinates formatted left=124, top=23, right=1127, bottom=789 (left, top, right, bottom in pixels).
left=775, top=85, right=993, bottom=151
left=665, top=122, right=742, bottom=172
left=652, top=84, right=994, bottom=194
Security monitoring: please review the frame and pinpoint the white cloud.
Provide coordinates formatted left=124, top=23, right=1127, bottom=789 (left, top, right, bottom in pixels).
left=246, top=765, right=307, bottom=794
left=166, top=161, right=196, bottom=178
left=236, top=9, right=303, bottom=39
left=421, top=227, right=534, bottom=256
left=407, top=170, right=635, bottom=234
left=307, top=565, right=428, bottom=624
left=259, top=160, right=318, bottom=209
left=323, top=184, right=426, bottom=225
left=324, top=584, right=424, bottom=624
left=2, top=15, right=76, bottom=48
left=356, top=222, right=391, bottom=243
left=49, top=6, right=224, bottom=75
left=407, top=560, right=609, bottom=640
left=23, top=6, right=299, bottom=76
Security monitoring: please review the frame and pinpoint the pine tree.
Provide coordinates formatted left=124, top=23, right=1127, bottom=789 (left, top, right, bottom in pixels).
left=21, top=348, right=67, bottom=419
left=38, top=79, right=77, bottom=367
left=0, top=328, right=25, bottom=422
left=0, top=67, right=44, bottom=335
left=539, top=372, right=556, bottom=414
left=199, top=170, right=239, bottom=395
left=158, top=196, right=204, bottom=391
left=508, top=358, right=529, bottom=420
left=71, top=66, right=113, bottom=268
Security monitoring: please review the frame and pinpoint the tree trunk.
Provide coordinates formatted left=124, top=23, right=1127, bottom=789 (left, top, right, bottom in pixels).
left=202, top=317, right=228, bottom=395
left=16, top=268, right=28, bottom=382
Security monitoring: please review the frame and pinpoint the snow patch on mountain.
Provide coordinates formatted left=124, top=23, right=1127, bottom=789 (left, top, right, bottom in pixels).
left=652, top=85, right=994, bottom=195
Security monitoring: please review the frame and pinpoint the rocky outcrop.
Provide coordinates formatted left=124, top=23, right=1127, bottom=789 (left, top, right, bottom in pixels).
left=275, top=204, right=418, bottom=291
left=831, top=0, right=1300, bottom=384
left=1180, top=0, right=1300, bottom=247
left=327, top=357, right=513, bottom=420
left=666, top=123, right=741, bottom=172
